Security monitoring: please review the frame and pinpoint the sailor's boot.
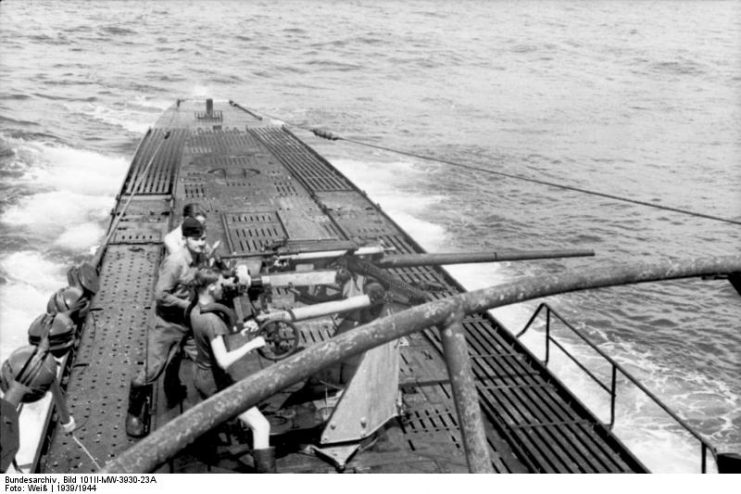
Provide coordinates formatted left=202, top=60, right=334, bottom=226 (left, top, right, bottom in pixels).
left=253, top=447, right=276, bottom=473
left=125, top=380, right=153, bottom=438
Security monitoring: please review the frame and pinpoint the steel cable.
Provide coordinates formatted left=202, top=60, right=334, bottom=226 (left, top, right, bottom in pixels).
left=242, top=106, right=741, bottom=227
left=72, top=434, right=101, bottom=470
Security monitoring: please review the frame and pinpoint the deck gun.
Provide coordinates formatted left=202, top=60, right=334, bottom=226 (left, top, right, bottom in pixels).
left=266, top=242, right=596, bottom=305
left=218, top=243, right=595, bottom=361
left=213, top=243, right=593, bottom=469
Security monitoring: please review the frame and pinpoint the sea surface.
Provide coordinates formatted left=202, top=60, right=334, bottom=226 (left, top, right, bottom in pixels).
left=0, top=0, right=739, bottom=474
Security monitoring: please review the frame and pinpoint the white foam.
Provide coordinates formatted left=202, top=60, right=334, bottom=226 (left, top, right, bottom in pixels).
left=72, top=101, right=163, bottom=134
left=1, top=251, right=67, bottom=292
left=332, top=158, right=448, bottom=245
left=0, top=141, right=127, bottom=253
left=29, top=144, right=129, bottom=196
left=54, top=222, right=106, bottom=251
left=0, top=283, right=51, bottom=354
left=3, top=190, right=110, bottom=229
left=130, top=95, right=172, bottom=112
left=0, top=252, right=66, bottom=358
left=190, top=85, right=217, bottom=99
left=333, top=158, right=430, bottom=193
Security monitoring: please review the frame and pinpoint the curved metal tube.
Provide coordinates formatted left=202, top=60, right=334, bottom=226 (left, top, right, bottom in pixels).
left=101, top=255, right=741, bottom=473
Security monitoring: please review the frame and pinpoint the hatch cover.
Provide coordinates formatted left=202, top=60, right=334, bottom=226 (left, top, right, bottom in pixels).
left=222, top=211, right=287, bottom=255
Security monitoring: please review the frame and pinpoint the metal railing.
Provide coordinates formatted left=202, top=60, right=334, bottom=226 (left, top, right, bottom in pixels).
left=516, top=302, right=719, bottom=473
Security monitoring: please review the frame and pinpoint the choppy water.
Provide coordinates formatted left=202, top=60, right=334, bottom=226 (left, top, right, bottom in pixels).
left=1, top=0, right=739, bottom=473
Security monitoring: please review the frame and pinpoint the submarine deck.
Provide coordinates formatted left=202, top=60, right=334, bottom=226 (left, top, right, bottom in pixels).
left=36, top=99, right=647, bottom=473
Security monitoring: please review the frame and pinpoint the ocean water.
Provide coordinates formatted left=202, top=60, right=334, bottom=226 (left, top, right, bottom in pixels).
left=1, top=0, right=739, bottom=474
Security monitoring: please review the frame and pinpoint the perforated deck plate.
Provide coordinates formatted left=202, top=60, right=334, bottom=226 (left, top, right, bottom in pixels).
left=42, top=245, right=161, bottom=472
left=110, top=223, right=166, bottom=244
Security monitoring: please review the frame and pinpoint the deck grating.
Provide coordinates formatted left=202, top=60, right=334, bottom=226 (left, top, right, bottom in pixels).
left=122, top=129, right=187, bottom=195
left=250, top=128, right=353, bottom=192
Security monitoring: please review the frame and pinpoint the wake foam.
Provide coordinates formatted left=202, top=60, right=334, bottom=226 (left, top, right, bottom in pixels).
left=0, top=138, right=128, bottom=254
left=69, top=96, right=168, bottom=134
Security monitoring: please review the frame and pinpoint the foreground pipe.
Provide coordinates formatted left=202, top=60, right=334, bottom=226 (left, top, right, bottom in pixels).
left=102, top=255, right=741, bottom=473
left=376, top=249, right=595, bottom=268
left=439, top=309, right=493, bottom=473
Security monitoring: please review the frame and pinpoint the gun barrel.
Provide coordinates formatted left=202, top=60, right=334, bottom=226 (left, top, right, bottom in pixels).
left=261, top=294, right=372, bottom=323
left=376, top=249, right=595, bottom=268
left=280, top=245, right=385, bottom=263
left=257, top=270, right=339, bottom=288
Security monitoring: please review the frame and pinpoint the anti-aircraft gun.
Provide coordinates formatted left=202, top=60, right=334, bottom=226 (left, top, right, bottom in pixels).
left=213, top=240, right=596, bottom=469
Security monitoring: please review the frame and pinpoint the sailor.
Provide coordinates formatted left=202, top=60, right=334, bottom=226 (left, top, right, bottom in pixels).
left=189, top=266, right=274, bottom=473
left=125, top=217, right=208, bottom=438
left=163, top=203, right=208, bottom=255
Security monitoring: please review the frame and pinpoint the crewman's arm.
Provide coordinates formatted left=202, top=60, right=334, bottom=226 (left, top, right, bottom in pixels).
left=154, top=255, right=189, bottom=309
left=211, top=334, right=266, bottom=370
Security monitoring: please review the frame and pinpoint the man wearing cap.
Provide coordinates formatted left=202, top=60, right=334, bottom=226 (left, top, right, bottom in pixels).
left=125, top=217, right=208, bottom=437
left=164, top=203, right=208, bottom=255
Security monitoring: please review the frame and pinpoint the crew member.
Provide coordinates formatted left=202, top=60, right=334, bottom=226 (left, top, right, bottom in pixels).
left=163, top=203, right=208, bottom=255
left=189, top=267, right=274, bottom=473
left=125, top=217, right=208, bottom=438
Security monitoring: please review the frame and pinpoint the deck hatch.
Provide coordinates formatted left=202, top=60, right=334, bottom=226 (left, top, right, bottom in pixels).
left=222, top=211, right=287, bottom=254
left=185, top=129, right=262, bottom=155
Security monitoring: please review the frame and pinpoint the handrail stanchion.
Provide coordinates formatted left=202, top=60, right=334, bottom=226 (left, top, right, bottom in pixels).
left=545, top=306, right=551, bottom=365
left=524, top=302, right=721, bottom=471
left=438, top=307, right=493, bottom=473
left=609, top=366, right=617, bottom=429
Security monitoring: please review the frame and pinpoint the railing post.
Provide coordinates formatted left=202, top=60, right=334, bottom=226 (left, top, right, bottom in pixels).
left=609, top=366, right=617, bottom=429
left=438, top=307, right=493, bottom=473
left=544, top=306, right=551, bottom=365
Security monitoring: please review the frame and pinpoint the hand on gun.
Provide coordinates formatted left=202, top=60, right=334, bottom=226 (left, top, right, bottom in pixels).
left=250, top=336, right=267, bottom=349
left=239, top=318, right=260, bottom=336
left=205, top=240, right=221, bottom=258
